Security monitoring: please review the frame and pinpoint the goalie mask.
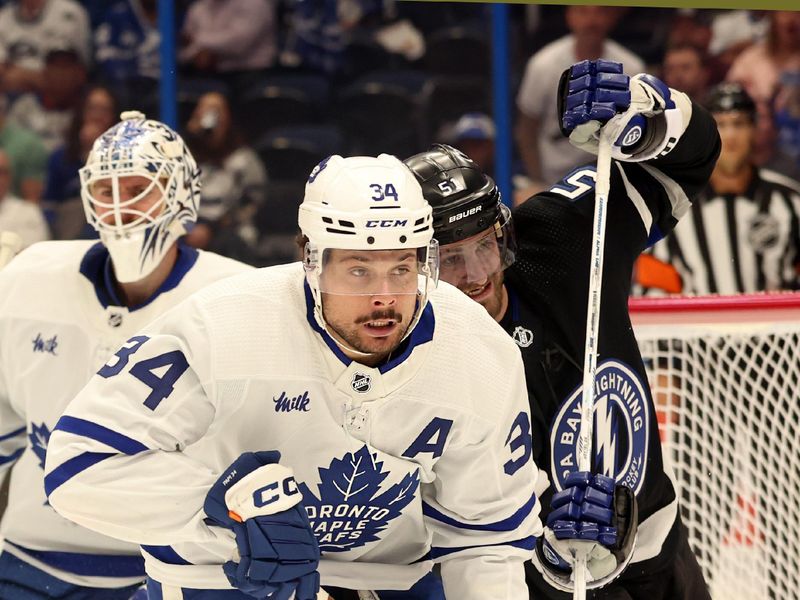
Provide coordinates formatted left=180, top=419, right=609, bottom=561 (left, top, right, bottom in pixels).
left=298, top=154, right=438, bottom=358
left=403, top=144, right=515, bottom=288
left=80, top=111, right=200, bottom=283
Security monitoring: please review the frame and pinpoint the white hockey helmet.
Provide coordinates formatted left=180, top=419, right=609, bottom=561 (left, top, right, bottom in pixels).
left=298, top=154, right=439, bottom=349
left=80, top=111, right=200, bottom=283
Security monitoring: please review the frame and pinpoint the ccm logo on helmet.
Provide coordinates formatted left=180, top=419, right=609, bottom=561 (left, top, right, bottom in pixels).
left=366, top=219, right=408, bottom=228
left=253, top=476, right=300, bottom=508
left=448, top=206, right=482, bottom=223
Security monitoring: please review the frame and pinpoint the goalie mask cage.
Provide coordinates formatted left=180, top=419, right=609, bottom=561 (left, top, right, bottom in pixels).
left=629, top=292, right=800, bottom=600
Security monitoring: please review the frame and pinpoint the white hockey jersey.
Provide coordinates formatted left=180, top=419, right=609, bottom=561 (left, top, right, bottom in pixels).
left=0, top=240, right=250, bottom=588
left=45, top=263, right=543, bottom=599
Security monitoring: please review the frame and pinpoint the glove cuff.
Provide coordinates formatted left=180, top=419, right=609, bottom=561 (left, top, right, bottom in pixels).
left=611, top=90, right=692, bottom=162
left=531, top=533, right=637, bottom=593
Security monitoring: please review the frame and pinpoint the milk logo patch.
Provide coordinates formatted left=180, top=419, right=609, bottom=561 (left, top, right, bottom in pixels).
left=298, top=446, right=419, bottom=552
left=550, top=360, right=650, bottom=495
left=512, top=326, right=534, bottom=348
left=351, top=372, right=372, bottom=393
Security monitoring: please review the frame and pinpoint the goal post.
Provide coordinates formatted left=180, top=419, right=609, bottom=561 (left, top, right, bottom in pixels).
left=629, top=292, right=800, bottom=600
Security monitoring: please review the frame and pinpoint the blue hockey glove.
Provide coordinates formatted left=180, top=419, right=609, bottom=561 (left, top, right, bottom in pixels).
left=533, top=471, right=638, bottom=592
left=558, top=60, right=686, bottom=162
left=204, top=451, right=320, bottom=600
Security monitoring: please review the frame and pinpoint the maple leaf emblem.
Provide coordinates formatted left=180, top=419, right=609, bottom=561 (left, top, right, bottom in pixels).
left=298, top=445, right=419, bottom=553
left=29, top=422, right=51, bottom=470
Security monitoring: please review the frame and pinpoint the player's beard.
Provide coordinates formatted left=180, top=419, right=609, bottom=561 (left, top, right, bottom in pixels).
left=459, top=270, right=507, bottom=322
left=325, top=307, right=410, bottom=361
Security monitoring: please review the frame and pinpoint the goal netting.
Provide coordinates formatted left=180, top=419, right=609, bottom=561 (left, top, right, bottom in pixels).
left=630, top=292, right=800, bottom=600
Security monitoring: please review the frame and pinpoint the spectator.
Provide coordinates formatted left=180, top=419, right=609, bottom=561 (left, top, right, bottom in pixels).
left=450, top=112, right=496, bottom=176
left=708, top=9, right=768, bottom=79
left=662, top=43, right=710, bottom=102
left=0, top=93, right=47, bottom=202
left=281, top=0, right=386, bottom=78
left=6, top=43, right=88, bottom=152
left=774, top=69, right=800, bottom=169
left=0, top=149, right=49, bottom=247
left=182, top=91, right=267, bottom=261
left=42, top=84, right=119, bottom=239
left=94, top=0, right=160, bottom=110
left=0, top=0, right=90, bottom=95
left=515, top=5, right=644, bottom=187
left=179, top=0, right=278, bottom=95
left=726, top=11, right=800, bottom=172
left=641, top=83, right=800, bottom=295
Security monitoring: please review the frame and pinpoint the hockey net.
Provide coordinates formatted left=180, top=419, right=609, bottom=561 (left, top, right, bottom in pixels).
left=630, top=292, right=800, bottom=600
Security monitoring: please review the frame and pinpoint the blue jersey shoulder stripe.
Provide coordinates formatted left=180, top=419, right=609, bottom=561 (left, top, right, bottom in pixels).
left=55, top=416, right=148, bottom=455
left=0, top=447, right=24, bottom=466
left=0, top=426, right=25, bottom=443
left=422, top=490, right=537, bottom=531
left=44, top=451, right=115, bottom=497
left=430, top=535, right=537, bottom=560
left=141, top=544, right=192, bottom=566
left=5, top=540, right=144, bottom=578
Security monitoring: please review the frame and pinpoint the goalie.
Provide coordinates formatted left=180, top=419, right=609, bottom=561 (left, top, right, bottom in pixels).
left=405, top=60, right=720, bottom=599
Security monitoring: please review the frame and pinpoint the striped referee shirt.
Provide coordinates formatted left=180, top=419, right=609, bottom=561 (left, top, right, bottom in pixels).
left=651, top=168, right=800, bottom=294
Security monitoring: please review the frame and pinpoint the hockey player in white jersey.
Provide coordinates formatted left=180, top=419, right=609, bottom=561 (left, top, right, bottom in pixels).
left=0, top=111, right=251, bottom=599
left=43, top=152, right=620, bottom=600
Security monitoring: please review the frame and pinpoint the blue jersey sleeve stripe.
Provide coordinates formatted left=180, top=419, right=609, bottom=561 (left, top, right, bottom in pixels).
left=0, top=426, right=25, bottom=443
left=54, top=415, right=148, bottom=455
left=422, top=490, right=538, bottom=531
left=5, top=540, right=144, bottom=578
left=0, top=447, right=24, bottom=466
left=141, top=544, right=192, bottom=565
left=430, top=535, right=537, bottom=560
left=44, top=451, right=115, bottom=497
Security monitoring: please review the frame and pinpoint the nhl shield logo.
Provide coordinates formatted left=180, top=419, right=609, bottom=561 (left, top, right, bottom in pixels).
left=512, top=326, right=534, bottom=348
left=351, top=372, right=372, bottom=393
left=550, top=360, right=650, bottom=495
left=107, top=312, right=123, bottom=328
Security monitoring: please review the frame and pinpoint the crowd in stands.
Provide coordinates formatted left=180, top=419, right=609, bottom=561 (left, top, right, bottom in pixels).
left=0, top=1, right=798, bottom=292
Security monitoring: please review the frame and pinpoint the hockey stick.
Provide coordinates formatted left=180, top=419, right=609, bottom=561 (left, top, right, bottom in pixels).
left=0, top=231, right=22, bottom=269
left=572, top=131, right=613, bottom=600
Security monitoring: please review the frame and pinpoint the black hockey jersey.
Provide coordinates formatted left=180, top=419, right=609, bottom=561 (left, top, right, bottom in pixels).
left=503, top=101, right=720, bottom=575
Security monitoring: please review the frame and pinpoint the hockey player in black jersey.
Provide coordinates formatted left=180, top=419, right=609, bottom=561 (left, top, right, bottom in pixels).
left=405, top=60, right=720, bottom=599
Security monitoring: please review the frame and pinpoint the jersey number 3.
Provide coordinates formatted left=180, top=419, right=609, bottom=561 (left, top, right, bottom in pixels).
left=98, top=335, right=190, bottom=410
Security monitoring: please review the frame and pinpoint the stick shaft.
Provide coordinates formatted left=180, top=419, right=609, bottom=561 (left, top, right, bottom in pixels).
left=573, top=134, right=614, bottom=600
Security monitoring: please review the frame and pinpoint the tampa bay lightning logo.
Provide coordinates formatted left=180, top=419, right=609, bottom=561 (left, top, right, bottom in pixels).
left=29, top=422, right=51, bottom=470
left=550, top=360, right=650, bottom=495
left=298, top=446, right=419, bottom=552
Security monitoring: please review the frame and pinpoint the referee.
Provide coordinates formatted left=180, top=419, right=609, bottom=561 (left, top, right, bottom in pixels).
left=640, top=83, right=800, bottom=295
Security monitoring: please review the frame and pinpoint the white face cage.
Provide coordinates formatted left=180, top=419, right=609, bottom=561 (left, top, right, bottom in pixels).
left=79, top=112, right=200, bottom=283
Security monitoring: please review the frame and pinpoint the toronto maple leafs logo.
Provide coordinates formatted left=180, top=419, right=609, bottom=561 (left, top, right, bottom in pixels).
left=298, top=446, right=419, bottom=553
left=29, top=422, right=51, bottom=470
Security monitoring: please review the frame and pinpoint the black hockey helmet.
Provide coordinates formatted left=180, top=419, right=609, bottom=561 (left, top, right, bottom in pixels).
left=404, top=144, right=515, bottom=282
left=403, top=144, right=503, bottom=244
left=706, top=83, right=756, bottom=120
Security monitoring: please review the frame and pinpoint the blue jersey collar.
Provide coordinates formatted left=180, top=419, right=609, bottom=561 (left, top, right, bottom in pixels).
left=79, top=241, right=199, bottom=311
left=303, top=281, right=435, bottom=374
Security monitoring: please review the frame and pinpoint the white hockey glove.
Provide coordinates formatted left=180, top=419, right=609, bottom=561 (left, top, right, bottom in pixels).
left=532, top=471, right=638, bottom=592
left=558, top=60, right=691, bottom=162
